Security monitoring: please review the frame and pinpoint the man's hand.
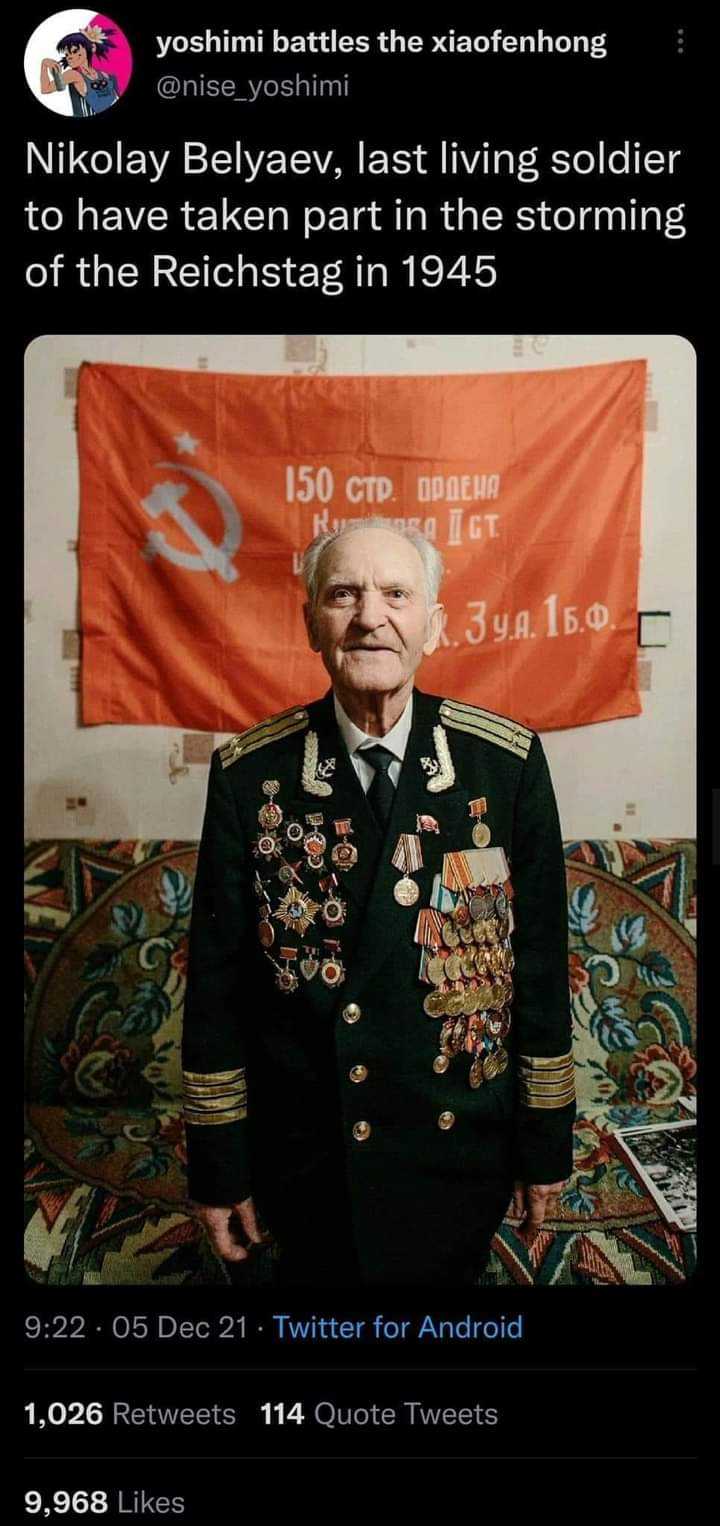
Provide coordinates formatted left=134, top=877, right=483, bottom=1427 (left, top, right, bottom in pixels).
left=193, top=1196, right=267, bottom=1263
left=512, top=1180, right=566, bottom=1243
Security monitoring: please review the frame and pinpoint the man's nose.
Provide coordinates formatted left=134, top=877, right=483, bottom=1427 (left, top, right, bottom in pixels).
left=352, top=591, right=387, bottom=629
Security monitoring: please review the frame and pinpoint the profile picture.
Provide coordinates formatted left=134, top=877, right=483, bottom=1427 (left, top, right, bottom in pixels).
left=24, top=10, right=133, bottom=117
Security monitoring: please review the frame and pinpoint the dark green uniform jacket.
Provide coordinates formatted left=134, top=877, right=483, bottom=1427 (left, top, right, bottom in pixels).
left=182, top=688, right=575, bottom=1283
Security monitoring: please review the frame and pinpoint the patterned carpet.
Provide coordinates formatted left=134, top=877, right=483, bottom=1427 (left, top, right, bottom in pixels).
left=24, top=838, right=696, bottom=1285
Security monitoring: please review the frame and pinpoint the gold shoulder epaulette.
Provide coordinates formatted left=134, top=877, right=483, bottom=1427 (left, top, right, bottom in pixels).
left=439, top=698, right=534, bottom=760
left=219, top=706, right=309, bottom=769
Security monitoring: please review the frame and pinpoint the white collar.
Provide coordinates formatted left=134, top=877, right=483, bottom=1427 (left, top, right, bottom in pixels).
left=333, top=691, right=414, bottom=763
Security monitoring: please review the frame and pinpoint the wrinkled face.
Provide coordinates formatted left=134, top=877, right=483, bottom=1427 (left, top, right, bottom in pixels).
left=304, top=529, right=444, bottom=698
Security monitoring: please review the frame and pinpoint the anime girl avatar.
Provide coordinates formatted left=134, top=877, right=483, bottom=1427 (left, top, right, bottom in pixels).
left=39, top=24, right=120, bottom=117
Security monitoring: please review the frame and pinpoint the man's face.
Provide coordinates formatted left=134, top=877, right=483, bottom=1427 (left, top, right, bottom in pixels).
left=304, top=529, right=444, bottom=698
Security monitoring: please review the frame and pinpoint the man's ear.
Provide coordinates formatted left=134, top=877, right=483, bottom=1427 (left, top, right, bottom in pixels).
left=303, top=601, right=320, bottom=652
left=422, top=603, right=445, bottom=657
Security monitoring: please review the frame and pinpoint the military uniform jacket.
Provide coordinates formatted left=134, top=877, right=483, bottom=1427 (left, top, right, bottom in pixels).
left=182, top=689, right=575, bottom=1282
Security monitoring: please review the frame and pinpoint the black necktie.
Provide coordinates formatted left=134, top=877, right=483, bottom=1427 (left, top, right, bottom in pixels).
left=363, top=744, right=396, bottom=830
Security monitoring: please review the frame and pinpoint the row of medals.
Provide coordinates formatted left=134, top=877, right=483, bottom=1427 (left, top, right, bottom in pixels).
left=420, top=885, right=513, bottom=1090
left=252, top=780, right=355, bottom=993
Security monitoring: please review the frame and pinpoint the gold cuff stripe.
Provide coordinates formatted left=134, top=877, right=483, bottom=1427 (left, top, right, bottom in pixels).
left=220, top=709, right=309, bottom=768
left=183, top=1067, right=245, bottom=1085
left=183, top=1081, right=245, bottom=1098
left=184, top=1105, right=247, bottom=1127
left=521, top=1080, right=576, bottom=1092
left=183, top=1090, right=247, bottom=1113
left=521, top=1091, right=576, bottom=1110
left=518, top=1074, right=573, bottom=1086
left=518, top=1052, right=574, bottom=1071
left=440, top=704, right=533, bottom=760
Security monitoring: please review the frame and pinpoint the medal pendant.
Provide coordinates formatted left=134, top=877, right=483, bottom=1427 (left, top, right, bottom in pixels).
left=424, top=990, right=447, bottom=1018
left=451, top=1015, right=467, bottom=1052
left=495, top=1043, right=509, bottom=1074
left=444, top=952, right=462, bottom=982
left=439, top=1017, right=455, bottom=1053
left=256, top=834, right=279, bottom=860
left=495, top=889, right=508, bottom=916
left=427, top=954, right=446, bottom=986
left=483, top=1050, right=501, bottom=1081
left=460, top=950, right=477, bottom=979
left=446, top=990, right=465, bottom=1019
left=307, top=853, right=325, bottom=871
left=462, top=985, right=480, bottom=1017
left=258, top=919, right=274, bottom=949
left=304, top=831, right=326, bottom=857
left=300, top=948, right=319, bottom=981
left=258, top=801, right=283, bottom=831
left=331, top=840, right=358, bottom=872
left=320, top=956, right=345, bottom=988
left=286, top=820, right=304, bottom=845
left=469, top=1055, right=485, bottom=1089
left=321, top=894, right=346, bottom=928
left=394, top=876, right=419, bottom=907
left=276, top=968, right=299, bottom=994
left=441, top=921, right=460, bottom=949
left=472, top=821, right=491, bottom=848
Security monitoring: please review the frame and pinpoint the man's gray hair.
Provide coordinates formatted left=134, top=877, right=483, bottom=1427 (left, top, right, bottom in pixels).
left=301, top=517, right=445, bottom=609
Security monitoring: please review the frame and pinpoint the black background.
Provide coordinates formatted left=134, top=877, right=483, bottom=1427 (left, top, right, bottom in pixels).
left=18, top=9, right=706, bottom=1492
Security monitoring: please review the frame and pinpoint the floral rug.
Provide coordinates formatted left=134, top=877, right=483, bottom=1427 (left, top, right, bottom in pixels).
left=25, top=838, right=696, bottom=1285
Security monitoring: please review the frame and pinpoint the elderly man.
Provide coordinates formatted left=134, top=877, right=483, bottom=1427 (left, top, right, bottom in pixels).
left=182, top=521, right=574, bottom=1285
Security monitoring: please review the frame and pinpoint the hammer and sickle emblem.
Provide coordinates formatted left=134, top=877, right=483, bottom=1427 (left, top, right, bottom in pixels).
left=140, top=463, right=243, bottom=583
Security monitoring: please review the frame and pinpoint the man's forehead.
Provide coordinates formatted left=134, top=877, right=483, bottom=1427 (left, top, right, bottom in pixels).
left=319, top=531, right=425, bottom=585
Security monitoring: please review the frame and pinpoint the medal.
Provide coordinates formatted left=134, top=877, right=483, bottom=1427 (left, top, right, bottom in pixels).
left=444, top=952, right=462, bottom=982
left=258, top=780, right=283, bottom=831
left=441, top=920, right=460, bottom=949
left=331, top=819, right=358, bottom=871
left=303, top=831, right=326, bottom=857
left=299, top=946, right=319, bottom=981
left=460, top=950, right=477, bottom=979
left=469, top=1055, right=485, bottom=1089
left=255, top=833, right=280, bottom=861
left=275, top=947, right=299, bottom=994
left=438, top=1018, right=454, bottom=1054
left=285, top=820, right=304, bottom=845
left=427, top=954, right=446, bottom=986
left=416, top=813, right=440, bottom=834
left=424, top=990, right=447, bottom=1018
left=321, top=894, right=346, bottom=928
left=275, top=887, right=320, bottom=936
left=278, top=860, right=303, bottom=886
left=257, top=918, right=274, bottom=949
left=319, top=940, right=346, bottom=987
left=469, top=797, right=491, bottom=848
left=391, top=836, right=422, bottom=906
left=446, top=990, right=465, bottom=1019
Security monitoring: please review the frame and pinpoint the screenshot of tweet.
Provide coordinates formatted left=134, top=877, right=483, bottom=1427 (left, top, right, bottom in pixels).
left=20, top=13, right=701, bottom=1505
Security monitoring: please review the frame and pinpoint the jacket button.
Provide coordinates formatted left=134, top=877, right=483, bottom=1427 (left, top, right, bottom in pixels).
left=433, top=1055, right=450, bottom=1074
left=349, top=1065, right=368, bottom=1083
left=352, top=1121, right=371, bottom=1142
left=342, top=1002, right=362, bottom=1023
left=438, top=1111, right=455, bottom=1130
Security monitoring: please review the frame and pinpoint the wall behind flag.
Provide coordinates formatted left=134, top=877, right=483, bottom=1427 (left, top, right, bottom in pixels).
left=25, top=334, right=695, bottom=841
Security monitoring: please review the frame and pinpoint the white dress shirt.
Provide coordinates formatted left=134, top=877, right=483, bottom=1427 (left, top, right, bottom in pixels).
left=333, top=692, right=414, bottom=792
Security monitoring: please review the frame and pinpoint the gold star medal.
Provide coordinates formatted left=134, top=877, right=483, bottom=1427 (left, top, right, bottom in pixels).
left=275, top=887, right=320, bottom=936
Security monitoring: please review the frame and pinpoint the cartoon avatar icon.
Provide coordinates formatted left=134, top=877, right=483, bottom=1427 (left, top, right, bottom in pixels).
left=39, top=24, right=120, bottom=116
